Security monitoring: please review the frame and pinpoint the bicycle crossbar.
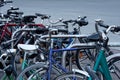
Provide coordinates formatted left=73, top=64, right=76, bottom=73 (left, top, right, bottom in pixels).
left=41, top=34, right=88, bottom=38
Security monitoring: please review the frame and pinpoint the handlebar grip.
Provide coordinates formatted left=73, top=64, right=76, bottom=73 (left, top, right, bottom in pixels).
left=10, top=7, right=19, bottom=10
left=113, top=26, right=120, bottom=32
left=76, top=16, right=88, bottom=26
left=98, top=21, right=109, bottom=28
left=62, top=20, right=75, bottom=25
left=35, top=13, right=45, bottom=16
left=77, top=20, right=88, bottom=26
left=4, top=1, right=13, bottom=3
left=8, top=11, right=23, bottom=15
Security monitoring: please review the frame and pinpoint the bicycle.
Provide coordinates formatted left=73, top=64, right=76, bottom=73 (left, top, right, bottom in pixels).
left=0, top=21, right=46, bottom=80
left=0, top=47, right=17, bottom=80
left=63, top=19, right=120, bottom=70
left=54, top=19, right=120, bottom=80
left=16, top=28, right=94, bottom=80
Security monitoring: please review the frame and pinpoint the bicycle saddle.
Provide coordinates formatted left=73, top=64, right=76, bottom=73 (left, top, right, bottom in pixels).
left=17, top=44, right=39, bottom=51
left=22, top=15, right=37, bottom=24
left=87, top=32, right=102, bottom=42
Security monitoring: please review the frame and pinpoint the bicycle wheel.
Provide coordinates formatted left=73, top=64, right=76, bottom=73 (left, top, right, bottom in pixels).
left=75, top=49, right=95, bottom=70
left=54, top=72, right=88, bottom=80
left=16, top=62, right=62, bottom=80
left=107, top=53, right=120, bottom=80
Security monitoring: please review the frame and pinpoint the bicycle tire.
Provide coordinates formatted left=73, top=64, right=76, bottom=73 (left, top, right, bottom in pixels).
left=54, top=72, right=88, bottom=80
left=106, top=53, right=120, bottom=80
left=16, top=62, right=62, bottom=80
left=75, top=49, right=95, bottom=70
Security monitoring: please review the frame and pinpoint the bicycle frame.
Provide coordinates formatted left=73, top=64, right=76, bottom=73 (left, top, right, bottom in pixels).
left=2, top=74, right=14, bottom=80
left=89, top=48, right=112, bottom=80
left=21, top=52, right=29, bottom=70
left=48, top=45, right=112, bottom=80
left=0, top=23, right=45, bottom=43
left=48, top=47, right=83, bottom=79
left=46, top=38, right=96, bottom=80
left=0, top=23, right=14, bottom=42
left=40, top=34, right=90, bottom=68
left=47, top=37, right=112, bottom=80
left=17, top=34, right=93, bottom=80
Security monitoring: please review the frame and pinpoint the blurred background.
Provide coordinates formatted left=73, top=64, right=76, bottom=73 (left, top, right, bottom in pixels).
left=1, top=0, right=120, bottom=41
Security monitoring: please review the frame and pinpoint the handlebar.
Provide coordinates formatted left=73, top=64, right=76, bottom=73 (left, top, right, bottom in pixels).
left=9, top=7, right=19, bottom=10
left=95, top=19, right=120, bottom=33
left=7, top=7, right=23, bottom=16
left=36, top=28, right=68, bottom=34
left=12, top=27, right=68, bottom=40
left=35, top=13, right=51, bottom=20
left=62, top=20, right=74, bottom=24
left=0, top=0, right=13, bottom=7
left=77, top=16, right=88, bottom=26
left=7, top=11, right=23, bottom=15
left=96, top=20, right=109, bottom=28
left=3, top=0, right=13, bottom=3
left=111, top=26, right=120, bottom=32
left=62, top=16, right=88, bottom=26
